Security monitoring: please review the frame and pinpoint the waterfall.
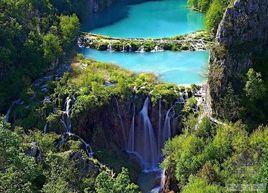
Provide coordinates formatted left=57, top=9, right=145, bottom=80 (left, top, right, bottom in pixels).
left=137, top=97, right=158, bottom=171
left=128, top=44, right=132, bottom=52
left=121, top=44, right=126, bottom=52
left=115, top=98, right=127, bottom=146
left=126, top=97, right=177, bottom=171
left=60, top=97, right=94, bottom=157
left=161, top=107, right=172, bottom=149
left=151, top=45, right=158, bottom=52
left=137, top=45, right=145, bottom=53
left=127, top=104, right=135, bottom=152
left=107, top=43, right=113, bottom=52
left=61, top=97, right=72, bottom=133
left=4, top=99, right=22, bottom=123
left=44, top=123, right=48, bottom=134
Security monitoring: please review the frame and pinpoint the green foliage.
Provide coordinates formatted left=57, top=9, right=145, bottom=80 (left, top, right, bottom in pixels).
left=162, top=115, right=268, bottom=191
left=0, top=0, right=81, bottom=111
left=95, top=168, right=140, bottom=193
left=0, top=117, right=138, bottom=193
left=219, top=84, right=243, bottom=121
left=59, top=14, right=80, bottom=49
left=0, top=118, right=41, bottom=192
left=244, top=68, right=266, bottom=101
left=188, top=0, right=235, bottom=32
left=43, top=33, right=62, bottom=64
left=181, top=176, right=223, bottom=193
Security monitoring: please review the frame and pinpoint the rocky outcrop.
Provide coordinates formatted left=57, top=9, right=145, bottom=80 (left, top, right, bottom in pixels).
left=208, top=0, right=268, bottom=119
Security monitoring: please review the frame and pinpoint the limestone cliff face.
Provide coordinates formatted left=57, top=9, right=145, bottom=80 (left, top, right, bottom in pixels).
left=208, top=0, right=268, bottom=119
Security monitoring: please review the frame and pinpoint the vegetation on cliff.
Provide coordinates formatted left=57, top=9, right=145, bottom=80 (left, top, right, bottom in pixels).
left=0, top=117, right=140, bottom=193
left=188, top=0, right=235, bottom=32
left=0, top=0, right=80, bottom=112
left=162, top=112, right=268, bottom=192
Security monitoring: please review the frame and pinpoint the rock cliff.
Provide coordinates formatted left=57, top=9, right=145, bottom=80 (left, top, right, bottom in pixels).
left=208, top=0, right=268, bottom=119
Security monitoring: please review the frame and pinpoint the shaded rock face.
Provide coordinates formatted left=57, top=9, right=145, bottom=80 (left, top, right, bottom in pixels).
left=208, top=0, right=268, bottom=119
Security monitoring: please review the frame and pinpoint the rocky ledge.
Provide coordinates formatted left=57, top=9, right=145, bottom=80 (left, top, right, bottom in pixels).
left=78, top=31, right=212, bottom=52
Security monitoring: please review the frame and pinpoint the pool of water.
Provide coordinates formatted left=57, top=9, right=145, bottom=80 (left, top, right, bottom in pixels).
left=79, top=48, right=209, bottom=85
left=82, top=0, right=204, bottom=38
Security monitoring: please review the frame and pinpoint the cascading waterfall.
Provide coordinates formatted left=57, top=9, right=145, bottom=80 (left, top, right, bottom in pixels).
left=60, top=97, right=94, bottom=157
left=137, top=45, right=145, bottom=53
left=161, top=107, right=172, bottom=149
left=4, top=99, right=22, bottom=123
left=44, top=123, right=48, bottom=134
left=107, top=43, right=113, bottom=52
left=128, top=44, right=132, bottom=52
left=122, top=44, right=126, bottom=52
left=126, top=97, right=177, bottom=171
left=124, top=95, right=185, bottom=192
left=138, top=97, right=158, bottom=170
left=61, top=97, right=72, bottom=132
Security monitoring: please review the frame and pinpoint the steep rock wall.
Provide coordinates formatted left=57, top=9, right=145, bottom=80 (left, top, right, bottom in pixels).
left=208, top=0, right=268, bottom=119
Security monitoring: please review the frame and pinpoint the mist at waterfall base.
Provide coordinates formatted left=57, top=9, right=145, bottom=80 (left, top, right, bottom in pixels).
left=81, top=0, right=204, bottom=38
left=80, top=48, right=209, bottom=85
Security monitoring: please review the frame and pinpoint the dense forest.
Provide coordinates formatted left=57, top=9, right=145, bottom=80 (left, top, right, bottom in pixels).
left=0, top=0, right=267, bottom=192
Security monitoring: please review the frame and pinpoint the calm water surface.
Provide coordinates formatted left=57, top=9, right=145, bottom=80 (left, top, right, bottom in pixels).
left=82, top=0, right=204, bottom=38
left=80, top=48, right=209, bottom=85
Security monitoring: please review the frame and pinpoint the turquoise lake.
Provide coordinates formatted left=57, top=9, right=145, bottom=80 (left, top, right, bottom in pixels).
left=82, top=0, right=204, bottom=38
left=81, top=0, right=209, bottom=85
left=80, top=48, right=209, bottom=85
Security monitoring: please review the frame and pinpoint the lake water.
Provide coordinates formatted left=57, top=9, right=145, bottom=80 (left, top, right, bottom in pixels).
left=80, top=48, right=209, bottom=85
left=81, top=0, right=208, bottom=191
left=82, top=0, right=204, bottom=38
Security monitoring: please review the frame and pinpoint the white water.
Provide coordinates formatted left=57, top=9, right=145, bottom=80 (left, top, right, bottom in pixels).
left=139, top=97, right=158, bottom=170
left=161, top=107, right=172, bottom=149
left=61, top=97, right=72, bottom=132
left=124, top=96, right=179, bottom=192
left=60, top=97, right=94, bottom=157
left=4, top=99, right=22, bottom=123
left=126, top=97, right=175, bottom=173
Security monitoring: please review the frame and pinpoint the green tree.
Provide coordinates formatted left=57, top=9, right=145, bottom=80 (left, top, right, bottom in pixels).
left=244, top=68, right=266, bottom=101
left=0, top=118, right=41, bottom=192
left=42, top=33, right=62, bottom=64
left=59, top=14, right=80, bottom=49
left=181, top=176, right=223, bottom=193
left=95, top=168, right=140, bottom=193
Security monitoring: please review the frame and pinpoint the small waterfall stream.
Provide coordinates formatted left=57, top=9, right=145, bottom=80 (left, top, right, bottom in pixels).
left=161, top=107, right=172, bottom=149
left=4, top=99, right=22, bottom=123
left=60, top=97, right=94, bottom=157
left=61, top=96, right=72, bottom=133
